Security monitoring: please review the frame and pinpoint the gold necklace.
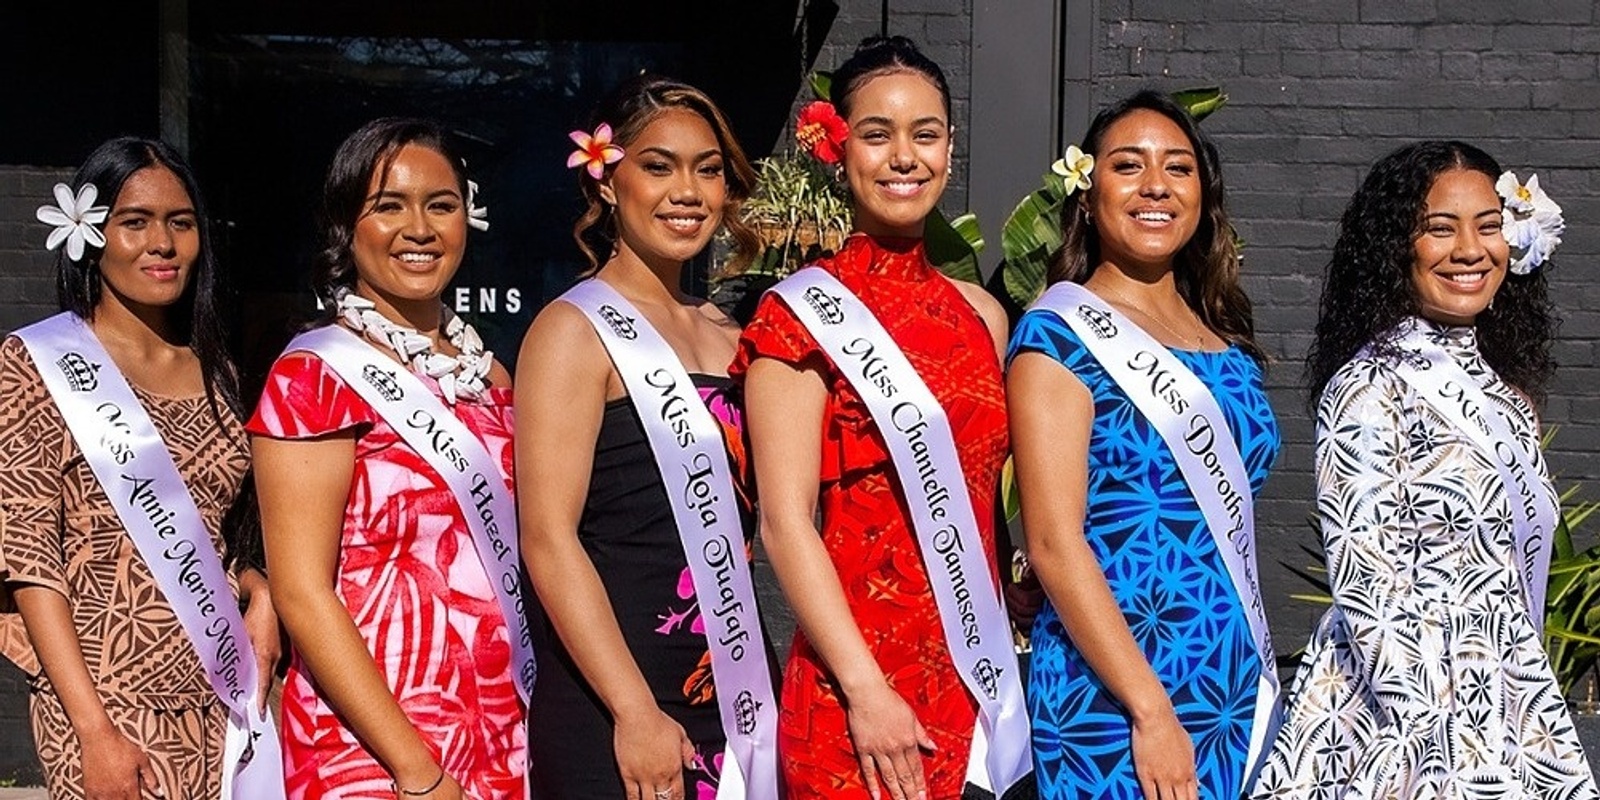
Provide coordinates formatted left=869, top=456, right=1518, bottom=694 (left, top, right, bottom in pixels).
left=1099, top=284, right=1206, bottom=349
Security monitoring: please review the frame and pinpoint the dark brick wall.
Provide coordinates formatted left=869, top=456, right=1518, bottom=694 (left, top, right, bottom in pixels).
left=1090, top=0, right=1600, bottom=646
left=0, top=167, right=71, bottom=334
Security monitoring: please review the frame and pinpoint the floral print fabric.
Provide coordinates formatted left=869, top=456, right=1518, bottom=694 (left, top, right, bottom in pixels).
left=247, top=350, right=525, bottom=800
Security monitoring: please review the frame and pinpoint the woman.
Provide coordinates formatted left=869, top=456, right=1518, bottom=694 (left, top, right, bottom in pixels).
left=516, top=75, right=776, bottom=800
left=250, top=118, right=528, bottom=799
left=733, top=36, right=1025, bottom=800
left=1007, top=90, right=1279, bottom=800
left=0, top=138, right=279, bottom=799
left=1250, top=142, right=1598, bottom=799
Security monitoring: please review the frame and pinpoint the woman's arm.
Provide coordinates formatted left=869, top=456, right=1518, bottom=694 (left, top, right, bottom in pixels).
left=1008, top=351, right=1197, bottom=800
left=253, top=432, right=460, bottom=799
left=515, top=304, right=694, bottom=800
left=13, top=586, right=158, bottom=800
left=744, top=355, right=932, bottom=800
left=235, top=567, right=279, bottom=715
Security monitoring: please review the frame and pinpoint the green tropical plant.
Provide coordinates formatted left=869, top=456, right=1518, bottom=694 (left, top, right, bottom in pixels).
left=995, top=87, right=1229, bottom=309
left=1286, top=431, right=1600, bottom=694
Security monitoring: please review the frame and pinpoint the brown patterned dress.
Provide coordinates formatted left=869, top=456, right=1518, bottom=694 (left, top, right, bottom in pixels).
left=0, top=335, right=250, bottom=799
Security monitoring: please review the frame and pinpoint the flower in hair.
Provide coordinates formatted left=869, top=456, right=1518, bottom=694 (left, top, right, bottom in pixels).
left=1496, top=171, right=1563, bottom=275
left=466, top=180, right=489, bottom=232
left=567, top=123, right=625, bottom=180
left=36, top=183, right=109, bottom=262
left=795, top=101, right=848, bottom=165
left=1050, top=145, right=1094, bottom=195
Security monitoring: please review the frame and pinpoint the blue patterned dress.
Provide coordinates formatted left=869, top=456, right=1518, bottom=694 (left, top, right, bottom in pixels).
left=1009, top=307, right=1280, bottom=800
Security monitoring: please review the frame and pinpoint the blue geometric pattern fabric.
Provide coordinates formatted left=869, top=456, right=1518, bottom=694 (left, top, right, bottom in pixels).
left=1009, top=307, right=1281, bottom=800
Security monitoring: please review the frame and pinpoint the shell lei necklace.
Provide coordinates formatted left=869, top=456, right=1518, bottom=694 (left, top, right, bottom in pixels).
left=335, top=288, right=492, bottom=404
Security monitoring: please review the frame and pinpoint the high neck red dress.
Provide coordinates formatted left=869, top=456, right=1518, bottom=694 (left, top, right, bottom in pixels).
left=731, top=234, right=1009, bottom=799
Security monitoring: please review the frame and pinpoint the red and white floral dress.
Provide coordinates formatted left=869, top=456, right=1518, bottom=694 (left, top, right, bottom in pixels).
left=248, top=350, right=526, bottom=799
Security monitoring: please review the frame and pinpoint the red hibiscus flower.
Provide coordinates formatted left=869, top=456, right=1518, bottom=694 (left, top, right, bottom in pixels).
left=795, top=101, right=848, bottom=165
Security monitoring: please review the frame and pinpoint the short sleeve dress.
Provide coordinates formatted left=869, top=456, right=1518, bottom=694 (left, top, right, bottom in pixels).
left=527, top=377, right=757, bottom=799
left=730, top=233, right=1009, bottom=800
left=246, top=347, right=525, bottom=800
left=0, top=335, right=249, bottom=800
left=1008, top=306, right=1280, bottom=800
left=1250, top=320, right=1598, bottom=800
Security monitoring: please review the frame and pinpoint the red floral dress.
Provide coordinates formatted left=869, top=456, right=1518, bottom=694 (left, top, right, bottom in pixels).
left=730, top=234, right=1009, bottom=800
left=247, top=350, right=525, bottom=800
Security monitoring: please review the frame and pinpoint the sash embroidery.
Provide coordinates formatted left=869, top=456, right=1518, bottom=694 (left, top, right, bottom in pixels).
left=284, top=325, right=536, bottom=702
left=770, top=268, right=1033, bottom=796
left=1029, top=282, right=1281, bottom=784
left=1379, top=318, right=1557, bottom=632
left=560, top=279, right=780, bottom=800
left=15, top=312, right=285, bottom=800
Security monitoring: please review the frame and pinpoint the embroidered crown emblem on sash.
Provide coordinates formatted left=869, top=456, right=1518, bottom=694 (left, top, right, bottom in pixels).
left=597, top=305, right=638, bottom=340
left=971, top=657, right=1003, bottom=700
left=734, top=689, right=761, bottom=735
left=55, top=352, right=100, bottom=392
left=360, top=363, right=405, bottom=402
left=802, top=286, right=845, bottom=325
left=1075, top=304, right=1118, bottom=340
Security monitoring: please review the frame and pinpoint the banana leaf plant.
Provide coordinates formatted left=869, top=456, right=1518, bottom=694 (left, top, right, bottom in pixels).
left=1285, top=431, right=1600, bottom=695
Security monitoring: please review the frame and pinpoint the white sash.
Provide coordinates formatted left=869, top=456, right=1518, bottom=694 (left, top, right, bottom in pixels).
left=559, top=280, right=780, bottom=800
left=284, top=325, right=535, bottom=702
left=14, top=312, right=285, bottom=800
left=1030, top=282, right=1281, bottom=783
left=770, top=268, right=1032, bottom=796
left=1379, top=318, right=1557, bottom=632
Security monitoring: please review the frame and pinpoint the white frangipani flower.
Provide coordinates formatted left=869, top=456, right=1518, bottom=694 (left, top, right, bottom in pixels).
left=1050, top=144, right=1095, bottom=195
left=36, top=183, right=110, bottom=262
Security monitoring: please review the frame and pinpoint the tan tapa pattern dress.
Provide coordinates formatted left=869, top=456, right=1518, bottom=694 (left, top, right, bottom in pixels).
left=0, top=336, right=249, bottom=799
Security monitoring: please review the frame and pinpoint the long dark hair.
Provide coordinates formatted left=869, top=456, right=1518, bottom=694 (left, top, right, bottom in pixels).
left=1306, top=140, right=1555, bottom=406
left=312, top=117, right=471, bottom=314
left=1051, top=90, right=1264, bottom=364
left=53, top=138, right=262, bottom=571
left=571, top=74, right=759, bottom=276
left=831, top=35, right=952, bottom=121
left=56, top=137, right=241, bottom=418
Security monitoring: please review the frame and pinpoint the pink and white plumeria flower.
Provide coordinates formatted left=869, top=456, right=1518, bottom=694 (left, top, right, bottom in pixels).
left=567, top=123, right=626, bottom=180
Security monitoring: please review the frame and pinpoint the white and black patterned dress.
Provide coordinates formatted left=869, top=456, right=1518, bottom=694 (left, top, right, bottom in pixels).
left=1252, top=319, right=1598, bottom=800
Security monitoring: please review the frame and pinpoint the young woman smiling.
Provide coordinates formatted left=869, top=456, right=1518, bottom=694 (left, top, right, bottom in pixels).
left=1250, top=142, right=1597, bottom=800
left=1007, top=91, right=1278, bottom=800
left=250, top=118, right=526, bottom=800
left=0, top=138, right=278, bottom=800
left=517, top=76, right=774, bottom=800
left=733, top=37, right=1023, bottom=800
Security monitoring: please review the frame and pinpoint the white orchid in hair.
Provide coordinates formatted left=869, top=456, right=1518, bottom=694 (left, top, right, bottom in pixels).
left=1496, top=171, right=1563, bottom=276
left=37, top=183, right=110, bottom=262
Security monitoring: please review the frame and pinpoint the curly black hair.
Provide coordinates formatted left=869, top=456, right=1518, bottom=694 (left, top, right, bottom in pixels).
left=1306, top=140, right=1556, bottom=408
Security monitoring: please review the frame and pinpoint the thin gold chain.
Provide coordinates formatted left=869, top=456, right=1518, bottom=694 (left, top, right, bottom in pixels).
left=1099, top=284, right=1206, bottom=349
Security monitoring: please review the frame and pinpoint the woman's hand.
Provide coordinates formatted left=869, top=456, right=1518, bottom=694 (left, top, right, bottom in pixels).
left=239, top=569, right=280, bottom=715
left=392, top=765, right=463, bottom=800
left=1130, top=707, right=1197, bottom=800
left=845, top=680, right=936, bottom=800
left=80, top=724, right=158, bottom=800
left=613, top=705, right=695, bottom=800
